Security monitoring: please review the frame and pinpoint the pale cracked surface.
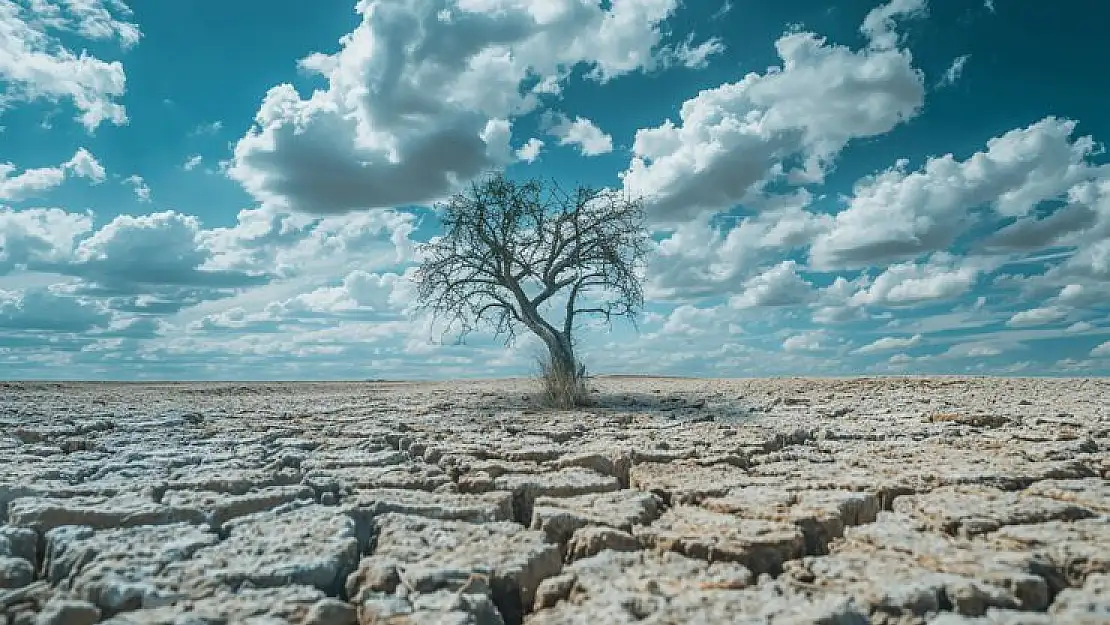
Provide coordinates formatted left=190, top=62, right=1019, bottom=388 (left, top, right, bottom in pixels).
left=0, top=376, right=1108, bottom=625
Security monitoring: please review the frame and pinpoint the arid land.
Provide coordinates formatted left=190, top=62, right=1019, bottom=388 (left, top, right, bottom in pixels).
left=1, top=377, right=1108, bottom=624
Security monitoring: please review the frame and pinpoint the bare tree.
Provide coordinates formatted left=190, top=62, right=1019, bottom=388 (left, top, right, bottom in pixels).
left=414, top=173, right=649, bottom=406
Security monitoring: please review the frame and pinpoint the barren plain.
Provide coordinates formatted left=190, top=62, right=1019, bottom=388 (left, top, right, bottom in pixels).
left=1, top=376, right=1108, bottom=625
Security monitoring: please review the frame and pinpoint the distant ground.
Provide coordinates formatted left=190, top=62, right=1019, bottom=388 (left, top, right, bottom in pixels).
left=1, top=377, right=1108, bottom=624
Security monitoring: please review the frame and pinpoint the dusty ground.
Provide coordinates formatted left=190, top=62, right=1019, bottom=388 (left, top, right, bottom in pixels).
left=1, top=376, right=1108, bottom=625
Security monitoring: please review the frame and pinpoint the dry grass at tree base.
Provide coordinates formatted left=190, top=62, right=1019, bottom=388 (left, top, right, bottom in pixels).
left=535, top=358, right=592, bottom=408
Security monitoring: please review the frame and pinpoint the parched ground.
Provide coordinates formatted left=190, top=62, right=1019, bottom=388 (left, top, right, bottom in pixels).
left=1, top=377, right=1109, bottom=625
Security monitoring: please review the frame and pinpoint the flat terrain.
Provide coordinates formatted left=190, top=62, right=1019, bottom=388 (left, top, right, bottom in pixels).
left=1, top=377, right=1108, bottom=624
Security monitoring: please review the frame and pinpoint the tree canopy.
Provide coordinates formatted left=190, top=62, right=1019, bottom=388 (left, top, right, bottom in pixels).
left=414, top=173, right=649, bottom=405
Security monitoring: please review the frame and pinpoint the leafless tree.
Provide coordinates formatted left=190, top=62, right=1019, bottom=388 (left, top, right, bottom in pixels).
left=414, top=173, right=649, bottom=406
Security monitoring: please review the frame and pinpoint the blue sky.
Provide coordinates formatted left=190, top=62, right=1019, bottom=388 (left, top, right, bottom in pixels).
left=2, top=0, right=1109, bottom=380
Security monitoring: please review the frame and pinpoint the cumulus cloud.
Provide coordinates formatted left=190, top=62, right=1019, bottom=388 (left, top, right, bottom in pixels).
left=183, top=155, right=203, bottom=171
left=983, top=202, right=1098, bottom=253
left=1091, top=341, right=1110, bottom=357
left=64, top=211, right=270, bottom=303
left=942, top=342, right=1003, bottom=358
left=1062, top=238, right=1110, bottom=281
left=515, top=138, right=544, bottom=163
left=1052, top=283, right=1109, bottom=309
left=846, top=254, right=987, bottom=308
left=0, top=149, right=106, bottom=201
left=543, top=112, right=613, bottom=156
left=1040, top=179, right=1110, bottom=281
left=810, top=117, right=1099, bottom=269
left=229, top=0, right=716, bottom=214
left=729, top=260, right=814, bottom=309
left=3, top=200, right=419, bottom=339
left=0, top=287, right=110, bottom=332
left=783, top=330, right=826, bottom=353
left=201, top=206, right=416, bottom=282
left=66, top=148, right=107, bottom=182
left=647, top=208, right=829, bottom=300
left=1006, top=306, right=1067, bottom=327
left=265, top=270, right=407, bottom=318
left=620, top=0, right=926, bottom=221
left=1066, top=321, right=1093, bottom=333
left=656, top=304, right=728, bottom=337
left=0, top=207, right=93, bottom=273
left=123, top=174, right=151, bottom=202
left=854, top=334, right=922, bottom=354
left=0, top=0, right=137, bottom=130
left=0, top=163, right=68, bottom=202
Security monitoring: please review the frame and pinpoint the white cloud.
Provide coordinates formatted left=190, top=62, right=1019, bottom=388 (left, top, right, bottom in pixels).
left=983, top=201, right=1099, bottom=253
left=0, top=207, right=93, bottom=273
left=0, top=0, right=137, bottom=131
left=1, top=205, right=405, bottom=325
left=620, top=0, right=926, bottom=221
left=811, top=117, right=1099, bottom=269
left=123, top=174, right=151, bottom=202
left=665, top=34, right=725, bottom=70
left=0, top=162, right=67, bottom=201
left=0, top=286, right=110, bottom=332
left=266, top=270, right=406, bottom=317
left=936, top=54, right=969, bottom=88
left=729, top=260, right=814, bottom=309
left=1062, top=237, right=1110, bottom=281
left=657, top=304, right=724, bottom=337
left=943, top=342, right=1002, bottom=358
left=846, top=254, right=986, bottom=308
left=888, top=353, right=914, bottom=365
left=229, top=0, right=716, bottom=214
left=1052, top=283, right=1110, bottom=308
left=859, top=0, right=927, bottom=50
left=1041, top=178, right=1110, bottom=281
left=0, top=148, right=105, bottom=201
left=1006, top=306, right=1067, bottom=327
left=183, top=155, right=203, bottom=171
left=1066, top=321, right=1093, bottom=333
left=66, top=148, right=107, bottom=182
left=544, top=113, right=613, bottom=156
left=75, top=211, right=208, bottom=270
left=854, top=334, right=922, bottom=354
left=515, top=138, right=544, bottom=163
left=783, top=330, right=826, bottom=353
left=38, top=0, right=141, bottom=46
left=1091, top=341, right=1110, bottom=358
left=200, top=207, right=416, bottom=281
left=647, top=208, right=829, bottom=300
left=66, top=211, right=268, bottom=302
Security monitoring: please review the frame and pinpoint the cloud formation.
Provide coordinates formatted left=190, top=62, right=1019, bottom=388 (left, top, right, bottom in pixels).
left=228, top=0, right=719, bottom=214
left=620, top=0, right=926, bottom=221
left=543, top=113, right=613, bottom=156
left=0, top=0, right=137, bottom=130
left=0, top=149, right=105, bottom=201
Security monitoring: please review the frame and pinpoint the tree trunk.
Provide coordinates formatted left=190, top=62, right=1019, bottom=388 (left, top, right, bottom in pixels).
left=513, top=293, right=582, bottom=403
left=544, top=331, right=577, bottom=380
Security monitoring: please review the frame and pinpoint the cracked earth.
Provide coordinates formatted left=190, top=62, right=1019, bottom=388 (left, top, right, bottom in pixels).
left=1, top=377, right=1108, bottom=625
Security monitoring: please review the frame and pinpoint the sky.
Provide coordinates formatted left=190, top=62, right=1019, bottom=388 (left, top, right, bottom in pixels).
left=2, top=0, right=1110, bottom=380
